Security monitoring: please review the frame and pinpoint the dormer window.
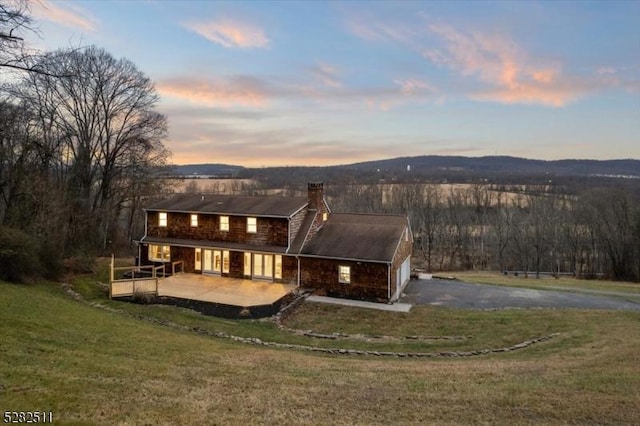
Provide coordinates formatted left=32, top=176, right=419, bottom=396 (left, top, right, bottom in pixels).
left=158, top=212, right=167, bottom=227
left=247, top=217, right=257, bottom=233
left=220, top=215, right=229, bottom=232
left=190, top=214, right=198, bottom=227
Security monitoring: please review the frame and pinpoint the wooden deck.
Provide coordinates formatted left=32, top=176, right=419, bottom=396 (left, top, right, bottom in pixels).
left=109, top=258, right=294, bottom=308
left=157, top=274, right=295, bottom=307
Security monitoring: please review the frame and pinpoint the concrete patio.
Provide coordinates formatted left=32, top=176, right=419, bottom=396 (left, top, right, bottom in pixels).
left=157, top=273, right=295, bottom=307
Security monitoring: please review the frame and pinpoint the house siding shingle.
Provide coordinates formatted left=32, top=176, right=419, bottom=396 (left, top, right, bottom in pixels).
left=288, top=208, right=307, bottom=248
left=300, top=257, right=389, bottom=302
left=147, top=211, right=289, bottom=247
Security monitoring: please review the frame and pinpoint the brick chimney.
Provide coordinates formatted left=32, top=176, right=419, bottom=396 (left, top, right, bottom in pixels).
left=307, top=182, right=324, bottom=211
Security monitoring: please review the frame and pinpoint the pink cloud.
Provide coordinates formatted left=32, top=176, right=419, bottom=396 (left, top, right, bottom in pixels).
left=157, top=77, right=268, bottom=107
left=346, top=12, right=633, bottom=108
left=183, top=20, right=269, bottom=48
left=424, top=23, right=584, bottom=107
left=31, top=0, right=98, bottom=32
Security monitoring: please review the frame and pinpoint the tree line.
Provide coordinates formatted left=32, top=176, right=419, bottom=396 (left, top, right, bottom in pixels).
left=1, top=2, right=169, bottom=281
left=180, top=179, right=640, bottom=282
left=326, top=183, right=640, bottom=282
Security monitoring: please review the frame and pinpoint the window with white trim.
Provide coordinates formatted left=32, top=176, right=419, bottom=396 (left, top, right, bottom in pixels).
left=223, top=250, right=230, bottom=273
left=190, top=214, right=198, bottom=227
left=220, top=215, right=229, bottom=231
left=243, top=252, right=252, bottom=276
left=275, top=255, right=282, bottom=279
left=149, top=244, right=170, bottom=262
left=247, top=217, right=257, bottom=233
left=158, top=212, right=167, bottom=227
left=338, top=265, right=351, bottom=284
left=195, top=248, right=202, bottom=270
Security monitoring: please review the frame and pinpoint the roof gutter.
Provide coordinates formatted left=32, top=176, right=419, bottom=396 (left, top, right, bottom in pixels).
left=297, top=252, right=390, bottom=264
left=143, top=208, right=295, bottom=219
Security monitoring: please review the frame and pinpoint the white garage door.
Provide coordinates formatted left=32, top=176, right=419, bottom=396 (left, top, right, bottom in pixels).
left=400, top=256, right=410, bottom=286
left=394, top=256, right=411, bottom=300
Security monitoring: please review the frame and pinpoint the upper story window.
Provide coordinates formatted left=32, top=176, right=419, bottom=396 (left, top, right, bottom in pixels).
left=322, top=212, right=328, bottom=222
left=247, top=217, right=257, bottom=233
left=158, top=212, right=167, bottom=227
left=338, top=265, right=351, bottom=284
left=220, top=215, right=229, bottom=232
left=190, top=214, right=198, bottom=227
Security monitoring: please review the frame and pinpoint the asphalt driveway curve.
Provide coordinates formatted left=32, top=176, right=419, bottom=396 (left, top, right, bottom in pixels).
left=401, top=279, right=640, bottom=310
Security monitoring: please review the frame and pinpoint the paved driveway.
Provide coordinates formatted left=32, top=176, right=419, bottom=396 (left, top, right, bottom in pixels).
left=401, top=279, right=640, bottom=310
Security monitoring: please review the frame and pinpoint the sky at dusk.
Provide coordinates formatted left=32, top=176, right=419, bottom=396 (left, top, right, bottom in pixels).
left=26, top=0, right=640, bottom=166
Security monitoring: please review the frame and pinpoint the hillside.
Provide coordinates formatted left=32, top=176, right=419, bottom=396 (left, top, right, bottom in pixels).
left=347, top=156, right=640, bottom=177
left=168, top=156, right=640, bottom=186
left=1, top=277, right=639, bottom=423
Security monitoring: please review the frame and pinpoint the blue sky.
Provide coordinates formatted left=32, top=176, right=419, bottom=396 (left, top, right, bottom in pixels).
left=27, top=0, right=640, bottom=166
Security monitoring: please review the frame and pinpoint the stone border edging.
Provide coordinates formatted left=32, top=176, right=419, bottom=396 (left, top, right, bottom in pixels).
left=62, top=283, right=560, bottom=358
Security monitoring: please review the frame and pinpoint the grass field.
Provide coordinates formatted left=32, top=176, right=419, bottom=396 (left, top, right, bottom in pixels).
left=1, top=274, right=639, bottom=424
left=454, top=271, right=640, bottom=301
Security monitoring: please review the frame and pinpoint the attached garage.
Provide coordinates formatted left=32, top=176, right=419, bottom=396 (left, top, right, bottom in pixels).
left=299, top=213, right=413, bottom=303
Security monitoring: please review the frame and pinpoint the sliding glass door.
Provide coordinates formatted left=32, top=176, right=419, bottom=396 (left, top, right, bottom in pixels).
left=202, top=249, right=229, bottom=274
left=249, top=253, right=282, bottom=280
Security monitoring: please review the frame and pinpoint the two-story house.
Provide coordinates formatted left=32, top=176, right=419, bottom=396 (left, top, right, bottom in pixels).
left=138, top=183, right=412, bottom=302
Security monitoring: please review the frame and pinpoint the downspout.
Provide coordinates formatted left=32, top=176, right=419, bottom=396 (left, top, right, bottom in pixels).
left=297, top=256, right=301, bottom=287
left=141, top=210, right=148, bottom=267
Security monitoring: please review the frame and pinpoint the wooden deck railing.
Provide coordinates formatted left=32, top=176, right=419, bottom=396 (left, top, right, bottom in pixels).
left=108, top=257, right=184, bottom=299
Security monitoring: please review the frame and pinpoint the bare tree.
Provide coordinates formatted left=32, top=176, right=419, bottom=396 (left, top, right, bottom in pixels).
left=0, top=0, right=65, bottom=77
left=1, top=0, right=32, bottom=72
left=14, top=45, right=169, bottom=254
left=414, top=185, right=444, bottom=272
left=583, top=188, right=637, bottom=280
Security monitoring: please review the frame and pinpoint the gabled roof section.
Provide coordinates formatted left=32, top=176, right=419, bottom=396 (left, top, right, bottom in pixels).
left=145, top=194, right=308, bottom=218
left=288, top=210, right=316, bottom=254
left=300, top=213, right=409, bottom=263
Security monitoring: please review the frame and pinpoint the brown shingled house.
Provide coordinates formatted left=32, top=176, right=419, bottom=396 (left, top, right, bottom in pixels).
left=138, top=183, right=412, bottom=303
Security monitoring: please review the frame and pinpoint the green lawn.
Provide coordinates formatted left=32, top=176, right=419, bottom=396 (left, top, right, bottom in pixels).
left=454, top=271, right=640, bottom=299
left=1, top=277, right=639, bottom=424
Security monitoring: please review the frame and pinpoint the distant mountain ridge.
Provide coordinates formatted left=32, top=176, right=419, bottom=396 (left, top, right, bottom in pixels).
left=344, top=156, right=640, bottom=177
left=167, top=163, right=244, bottom=176
left=168, top=156, right=640, bottom=181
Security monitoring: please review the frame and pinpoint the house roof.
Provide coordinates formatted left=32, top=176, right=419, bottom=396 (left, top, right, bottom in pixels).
left=300, top=213, right=408, bottom=263
left=144, top=193, right=307, bottom=218
left=288, top=210, right=316, bottom=254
